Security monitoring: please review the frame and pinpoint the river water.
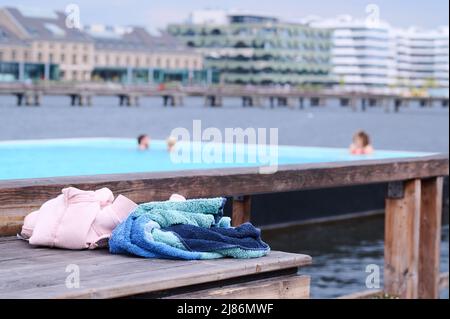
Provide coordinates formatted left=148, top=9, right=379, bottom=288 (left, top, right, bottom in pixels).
left=0, top=95, right=448, bottom=298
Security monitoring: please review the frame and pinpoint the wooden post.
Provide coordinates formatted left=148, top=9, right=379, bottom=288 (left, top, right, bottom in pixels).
left=419, top=177, right=443, bottom=299
left=232, top=195, right=252, bottom=226
left=385, top=179, right=421, bottom=299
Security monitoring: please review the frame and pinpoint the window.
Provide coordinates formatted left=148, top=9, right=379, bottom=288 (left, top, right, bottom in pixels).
left=83, top=55, right=88, bottom=63
left=11, top=50, right=17, bottom=60
left=61, top=54, right=65, bottom=63
left=156, top=57, right=161, bottom=67
left=72, top=54, right=77, bottom=65
left=49, top=53, right=54, bottom=63
left=37, top=52, right=43, bottom=62
left=0, top=51, right=3, bottom=61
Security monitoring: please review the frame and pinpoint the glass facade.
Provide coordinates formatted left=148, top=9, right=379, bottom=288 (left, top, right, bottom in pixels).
left=91, top=67, right=219, bottom=85
left=0, top=62, right=59, bottom=82
left=168, top=20, right=333, bottom=86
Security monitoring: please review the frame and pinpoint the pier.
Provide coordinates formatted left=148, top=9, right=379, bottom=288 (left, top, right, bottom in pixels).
left=0, top=154, right=448, bottom=298
left=0, top=82, right=448, bottom=111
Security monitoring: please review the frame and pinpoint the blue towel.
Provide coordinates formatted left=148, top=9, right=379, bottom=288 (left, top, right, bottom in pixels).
left=109, top=197, right=270, bottom=260
left=165, top=223, right=269, bottom=253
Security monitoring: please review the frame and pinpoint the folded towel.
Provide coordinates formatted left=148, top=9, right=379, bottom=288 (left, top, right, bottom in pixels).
left=109, top=197, right=270, bottom=260
left=165, top=223, right=269, bottom=252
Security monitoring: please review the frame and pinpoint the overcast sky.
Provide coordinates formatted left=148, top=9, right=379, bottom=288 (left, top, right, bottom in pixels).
left=0, top=0, right=448, bottom=31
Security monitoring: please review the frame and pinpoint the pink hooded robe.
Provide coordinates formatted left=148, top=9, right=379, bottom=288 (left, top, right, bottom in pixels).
left=20, top=187, right=138, bottom=249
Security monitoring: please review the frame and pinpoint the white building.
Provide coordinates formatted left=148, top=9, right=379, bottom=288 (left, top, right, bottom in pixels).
left=394, top=27, right=449, bottom=95
left=310, top=15, right=449, bottom=95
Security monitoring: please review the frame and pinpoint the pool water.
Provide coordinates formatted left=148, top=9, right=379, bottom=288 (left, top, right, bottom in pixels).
left=0, top=138, right=434, bottom=181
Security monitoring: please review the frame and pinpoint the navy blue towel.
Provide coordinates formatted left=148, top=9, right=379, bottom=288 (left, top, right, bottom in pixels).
left=164, top=223, right=270, bottom=252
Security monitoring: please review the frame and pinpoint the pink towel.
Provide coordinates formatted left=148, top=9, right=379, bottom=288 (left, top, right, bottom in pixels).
left=21, top=187, right=137, bottom=250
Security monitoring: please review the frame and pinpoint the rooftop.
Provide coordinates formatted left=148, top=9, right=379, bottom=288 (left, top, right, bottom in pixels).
left=3, top=6, right=91, bottom=42
left=0, top=6, right=192, bottom=53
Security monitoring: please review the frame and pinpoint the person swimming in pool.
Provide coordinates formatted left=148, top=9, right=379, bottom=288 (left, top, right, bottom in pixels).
left=166, top=136, right=177, bottom=152
left=349, top=130, right=374, bottom=155
left=137, top=134, right=150, bottom=150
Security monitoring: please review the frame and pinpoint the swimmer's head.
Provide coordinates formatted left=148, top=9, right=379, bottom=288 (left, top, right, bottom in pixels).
left=353, top=130, right=370, bottom=148
left=166, top=136, right=177, bottom=152
left=137, top=134, right=150, bottom=150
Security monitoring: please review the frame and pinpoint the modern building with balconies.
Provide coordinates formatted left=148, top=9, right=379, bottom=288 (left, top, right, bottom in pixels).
left=309, top=15, right=449, bottom=95
left=168, top=10, right=333, bottom=87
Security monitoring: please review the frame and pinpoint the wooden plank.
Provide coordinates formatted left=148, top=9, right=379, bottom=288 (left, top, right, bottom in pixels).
left=0, top=155, right=447, bottom=236
left=419, top=177, right=443, bottom=299
left=384, top=179, right=421, bottom=299
left=165, top=275, right=310, bottom=299
left=232, top=195, right=252, bottom=226
left=0, top=239, right=311, bottom=299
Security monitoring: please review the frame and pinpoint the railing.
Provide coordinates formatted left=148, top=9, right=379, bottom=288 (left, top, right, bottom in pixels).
left=0, top=154, right=448, bottom=298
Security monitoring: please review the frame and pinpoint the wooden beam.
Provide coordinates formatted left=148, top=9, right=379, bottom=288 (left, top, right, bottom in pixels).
left=384, top=179, right=421, bottom=299
left=232, top=195, right=252, bottom=226
left=0, top=155, right=447, bottom=236
left=419, top=177, right=443, bottom=299
left=165, top=275, right=310, bottom=299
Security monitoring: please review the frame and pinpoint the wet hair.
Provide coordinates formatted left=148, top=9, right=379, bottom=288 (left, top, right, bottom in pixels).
left=353, top=130, right=371, bottom=147
left=137, top=134, right=148, bottom=145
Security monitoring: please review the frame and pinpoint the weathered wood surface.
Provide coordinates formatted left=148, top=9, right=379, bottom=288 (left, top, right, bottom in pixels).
left=384, top=179, right=421, bottom=299
left=165, top=275, right=310, bottom=299
left=0, top=237, right=311, bottom=299
left=232, top=196, right=252, bottom=226
left=0, top=155, right=448, bottom=235
left=419, top=177, right=443, bottom=299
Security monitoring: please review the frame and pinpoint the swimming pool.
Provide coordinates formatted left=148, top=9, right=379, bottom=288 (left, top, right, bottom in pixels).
left=0, top=138, right=434, bottom=181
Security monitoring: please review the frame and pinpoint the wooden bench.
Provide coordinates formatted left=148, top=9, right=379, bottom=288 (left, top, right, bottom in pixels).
left=0, top=237, right=311, bottom=299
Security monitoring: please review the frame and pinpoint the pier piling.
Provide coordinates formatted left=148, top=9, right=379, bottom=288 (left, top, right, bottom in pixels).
left=385, top=177, right=444, bottom=299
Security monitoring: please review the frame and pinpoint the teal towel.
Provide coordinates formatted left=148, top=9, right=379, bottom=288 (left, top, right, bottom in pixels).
left=109, top=197, right=270, bottom=259
left=137, top=197, right=226, bottom=218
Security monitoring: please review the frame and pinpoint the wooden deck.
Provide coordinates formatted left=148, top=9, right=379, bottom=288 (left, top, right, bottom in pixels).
left=0, top=154, right=448, bottom=299
left=0, top=237, right=311, bottom=299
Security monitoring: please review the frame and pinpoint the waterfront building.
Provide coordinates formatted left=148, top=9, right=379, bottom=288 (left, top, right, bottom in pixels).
left=0, top=6, right=207, bottom=84
left=0, top=7, right=86, bottom=81
left=85, top=25, right=207, bottom=85
left=309, top=15, right=449, bottom=95
left=393, top=26, right=449, bottom=96
left=168, top=10, right=333, bottom=86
